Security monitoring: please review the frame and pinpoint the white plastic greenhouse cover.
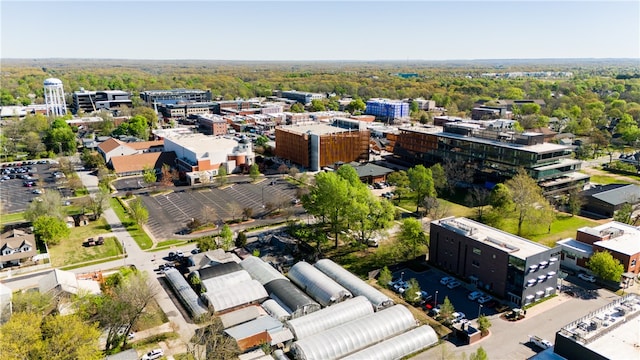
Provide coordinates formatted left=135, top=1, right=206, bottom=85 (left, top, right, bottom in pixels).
left=240, top=256, right=288, bottom=285
left=164, top=268, right=208, bottom=319
left=341, top=325, right=438, bottom=360
left=272, top=349, right=290, bottom=360
left=285, top=296, right=373, bottom=340
left=262, top=299, right=291, bottom=322
left=287, top=262, right=352, bottom=307
left=203, top=279, right=268, bottom=313
left=201, top=270, right=252, bottom=292
left=289, top=305, right=416, bottom=360
left=314, top=259, right=394, bottom=311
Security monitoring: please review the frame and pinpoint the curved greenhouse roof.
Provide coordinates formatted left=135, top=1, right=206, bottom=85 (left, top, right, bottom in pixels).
left=272, top=349, right=289, bottom=360
left=264, top=279, right=321, bottom=318
left=240, top=256, right=288, bottom=285
left=314, top=259, right=394, bottom=311
left=203, top=279, right=268, bottom=313
left=262, top=299, right=291, bottom=322
left=164, top=268, right=208, bottom=319
left=285, top=296, right=373, bottom=340
left=290, top=305, right=416, bottom=360
left=341, top=325, right=438, bottom=360
left=287, top=262, right=352, bottom=307
left=201, top=270, right=252, bottom=292
left=193, top=262, right=242, bottom=281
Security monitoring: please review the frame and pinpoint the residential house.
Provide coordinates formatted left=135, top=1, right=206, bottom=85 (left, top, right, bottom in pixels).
left=0, top=229, right=37, bottom=269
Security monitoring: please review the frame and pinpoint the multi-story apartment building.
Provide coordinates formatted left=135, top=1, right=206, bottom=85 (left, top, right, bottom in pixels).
left=279, top=90, right=325, bottom=105
left=140, top=89, right=212, bottom=105
left=390, top=120, right=589, bottom=197
left=275, top=119, right=369, bottom=171
left=430, top=217, right=561, bottom=307
left=72, top=89, right=132, bottom=114
left=365, top=98, right=410, bottom=120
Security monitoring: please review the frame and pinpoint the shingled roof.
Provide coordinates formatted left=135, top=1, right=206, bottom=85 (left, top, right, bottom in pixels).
left=110, top=151, right=176, bottom=175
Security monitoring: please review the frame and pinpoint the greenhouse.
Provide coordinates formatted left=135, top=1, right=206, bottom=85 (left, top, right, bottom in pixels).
left=285, top=296, right=373, bottom=340
left=314, top=259, right=394, bottom=311
left=190, top=262, right=242, bottom=281
left=200, top=270, right=252, bottom=292
left=202, top=279, right=268, bottom=313
left=262, top=299, right=291, bottom=322
left=163, top=268, right=208, bottom=319
left=218, top=305, right=262, bottom=329
left=341, top=325, right=438, bottom=360
left=289, top=305, right=416, bottom=360
left=240, top=256, right=288, bottom=285
left=264, top=279, right=321, bottom=318
left=287, top=262, right=352, bottom=307
left=272, top=349, right=290, bottom=360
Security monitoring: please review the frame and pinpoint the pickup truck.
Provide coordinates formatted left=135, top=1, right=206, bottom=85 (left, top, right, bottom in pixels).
left=529, top=335, right=552, bottom=350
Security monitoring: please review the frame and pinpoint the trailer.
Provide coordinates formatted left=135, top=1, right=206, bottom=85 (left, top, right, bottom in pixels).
left=529, top=335, right=552, bottom=350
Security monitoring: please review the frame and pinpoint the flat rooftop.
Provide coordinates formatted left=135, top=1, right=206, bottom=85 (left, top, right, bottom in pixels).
left=557, top=294, right=640, bottom=359
left=165, top=133, right=239, bottom=157
left=437, top=131, right=570, bottom=154
left=434, top=217, right=551, bottom=259
left=277, top=123, right=351, bottom=136
left=582, top=222, right=640, bottom=256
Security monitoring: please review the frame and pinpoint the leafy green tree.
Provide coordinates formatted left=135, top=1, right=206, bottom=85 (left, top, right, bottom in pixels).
left=587, top=251, right=624, bottom=282
left=429, top=163, right=447, bottom=196
left=477, top=315, right=492, bottom=336
left=249, top=163, right=260, bottom=181
left=303, top=171, right=350, bottom=249
left=614, top=203, right=633, bottom=224
left=235, top=231, right=247, bottom=248
left=219, top=224, right=233, bottom=251
left=87, top=185, right=111, bottom=220
left=290, top=103, right=305, bottom=113
left=255, top=135, right=269, bottom=147
left=567, top=189, right=584, bottom=217
left=132, top=106, right=158, bottom=129
left=407, top=165, right=435, bottom=213
left=378, top=266, right=392, bottom=287
left=43, top=119, right=76, bottom=154
left=347, top=187, right=395, bottom=245
left=112, top=115, right=148, bottom=139
left=217, top=165, right=228, bottom=186
left=504, top=169, right=552, bottom=236
left=11, top=290, right=53, bottom=315
left=129, top=198, right=149, bottom=227
left=310, top=99, right=326, bottom=112
left=409, top=101, right=419, bottom=114
left=469, top=347, right=488, bottom=360
left=346, top=98, right=366, bottom=114
left=403, top=278, right=422, bottom=304
left=387, top=170, right=410, bottom=201
left=439, top=296, right=455, bottom=324
left=25, top=191, right=64, bottom=222
left=33, top=216, right=70, bottom=245
left=81, top=149, right=105, bottom=170
left=398, top=217, right=428, bottom=259
left=0, top=312, right=102, bottom=360
left=142, top=166, right=157, bottom=184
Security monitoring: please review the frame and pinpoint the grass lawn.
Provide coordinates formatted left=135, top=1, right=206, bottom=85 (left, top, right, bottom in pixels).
left=397, top=195, right=473, bottom=218
left=498, top=213, right=600, bottom=247
left=156, top=239, right=188, bottom=248
left=48, top=217, right=120, bottom=267
left=586, top=174, right=631, bottom=185
left=1, top=212, right=25, bottom=225
left=110, top=197, right=153, bottom=250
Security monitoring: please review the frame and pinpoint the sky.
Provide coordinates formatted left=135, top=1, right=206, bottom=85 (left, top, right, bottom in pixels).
left=1, top=1, right=639, bottom=61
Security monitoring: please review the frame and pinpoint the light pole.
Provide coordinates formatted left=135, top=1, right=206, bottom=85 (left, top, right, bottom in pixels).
left=261, top=186, right=265, bottom=208
left=400, top=271, right=405, bottom=282
left=435, top=290, right=438, bottom=308
left=478, top=303, right=483, bottom=319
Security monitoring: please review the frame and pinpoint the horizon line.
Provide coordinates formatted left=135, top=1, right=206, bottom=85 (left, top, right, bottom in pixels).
left=3, top=57, right=640, bottom=62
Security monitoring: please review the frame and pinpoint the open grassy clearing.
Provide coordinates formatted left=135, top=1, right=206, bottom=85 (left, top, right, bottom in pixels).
left=499, top=212, right=600, bottom=247
left=48, top=217, right=120, bottom=267
left=0, top=212, right=25, bottom=225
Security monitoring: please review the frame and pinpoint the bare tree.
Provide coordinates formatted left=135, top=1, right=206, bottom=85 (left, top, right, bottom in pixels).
left=443, top=159, right=475, bottom=194
left=466, top=187, right=490, bottom=221
left=201, top=205, right=218, bottom=225
left=226, top=202, right=242, bottom=222
left=186, top=315, right=240, bottom=360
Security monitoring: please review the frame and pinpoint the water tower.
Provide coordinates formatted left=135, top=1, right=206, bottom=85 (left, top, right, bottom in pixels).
left=43, top=78, right=67, bottom=117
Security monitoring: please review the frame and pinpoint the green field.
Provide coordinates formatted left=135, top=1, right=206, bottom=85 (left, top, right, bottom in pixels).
left=48, top=217, right=120, bottom=267
left=0, top=212, right=25, bottom=225
left=498, top=213, right=600, bottom=247
left=109, top=197, right=153, bottom=250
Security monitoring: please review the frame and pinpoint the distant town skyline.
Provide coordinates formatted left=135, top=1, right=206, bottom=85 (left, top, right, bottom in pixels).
left=2, top=1, right=639, bottom=61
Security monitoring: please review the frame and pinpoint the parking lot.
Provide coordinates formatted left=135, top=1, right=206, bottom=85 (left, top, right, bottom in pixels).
left=0, top=160, right=63, bottom=214
left=139, top=178, right=300, bottom=240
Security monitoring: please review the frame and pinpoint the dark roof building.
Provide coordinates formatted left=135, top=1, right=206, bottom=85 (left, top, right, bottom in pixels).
left=581, top=184, right=640, bottom=218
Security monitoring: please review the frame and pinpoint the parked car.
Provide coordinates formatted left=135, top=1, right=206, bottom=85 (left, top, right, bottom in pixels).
left=191, top=247, right=201, bottom=254
left=447, top=280, right=462, bottom=289
left=440, top=276, right=455, bottom=285
left=32, top=189, right=43, bottom=194
left=468, top=291, right=483, bottom=301
left=452, top=312, right=466, bottom=324
left=141, top=348, right=164, bottom=360
left=578, top=273, right=596, bottom=283
left=477, top=295, right=493, bottom=304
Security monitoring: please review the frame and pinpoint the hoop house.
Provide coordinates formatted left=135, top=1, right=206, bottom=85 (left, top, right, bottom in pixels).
left=341, top=325, right=438, bottom=360
left=287, top=262, right=352, bottom=307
